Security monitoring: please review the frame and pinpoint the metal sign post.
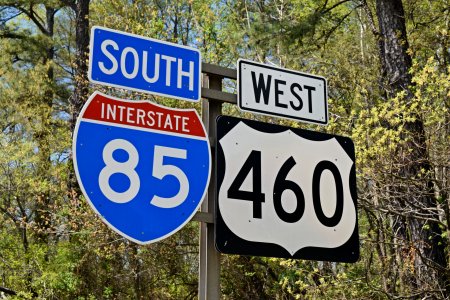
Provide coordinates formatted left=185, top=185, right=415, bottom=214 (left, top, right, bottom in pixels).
left=199, top=73, right=221, bottom=300
left=196, top=63, right=237, bottom=300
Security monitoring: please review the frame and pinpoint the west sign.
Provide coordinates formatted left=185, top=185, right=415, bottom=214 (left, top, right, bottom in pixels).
left=238, top=59, right=328, bottom=125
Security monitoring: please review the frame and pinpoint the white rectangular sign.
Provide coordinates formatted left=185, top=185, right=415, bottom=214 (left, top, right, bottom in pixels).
left=238, top=59, right=328, bottom=125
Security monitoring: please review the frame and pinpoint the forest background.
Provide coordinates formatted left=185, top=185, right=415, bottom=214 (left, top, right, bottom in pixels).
left=0, top=0, right=449, bottom=299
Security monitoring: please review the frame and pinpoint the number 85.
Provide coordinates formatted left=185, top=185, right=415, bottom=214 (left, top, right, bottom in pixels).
left=98, top=138, right=189, bottom=208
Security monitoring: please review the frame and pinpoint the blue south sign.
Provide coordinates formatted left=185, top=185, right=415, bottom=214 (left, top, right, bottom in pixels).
left=89, top=26, right=201, bottom=102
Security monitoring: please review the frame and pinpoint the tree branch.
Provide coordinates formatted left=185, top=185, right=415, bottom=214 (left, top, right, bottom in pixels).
left=361, top=0, right=379, bottom=36
left=321, top=0, right=353, bottom=15
left=60, top=0, right=77, bottom=11
left=16, top=5, right=49, bottom=35
left=0, top=30, right=27, bottom=39
left=0, top=286, right=17, bottom=296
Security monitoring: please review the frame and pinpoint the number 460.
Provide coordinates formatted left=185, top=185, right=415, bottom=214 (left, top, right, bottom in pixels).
left=227, top=150, right=344, bottom=227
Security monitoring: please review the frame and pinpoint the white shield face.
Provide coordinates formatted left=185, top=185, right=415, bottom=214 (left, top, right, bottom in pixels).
left=218, top=121, right=356, bottom=255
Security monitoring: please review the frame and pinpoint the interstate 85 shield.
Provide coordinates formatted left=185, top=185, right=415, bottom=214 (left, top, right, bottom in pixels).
left=73, top=91, right=210, bottom=244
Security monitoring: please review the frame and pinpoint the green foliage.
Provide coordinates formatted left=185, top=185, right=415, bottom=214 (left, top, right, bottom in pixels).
left=0, top=0, right=449, bottom=298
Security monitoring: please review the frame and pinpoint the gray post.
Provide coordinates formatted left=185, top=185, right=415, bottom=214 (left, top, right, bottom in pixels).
left=195, top=63, right=237, bottom=300
left=199, top=73, right=222, bottom=300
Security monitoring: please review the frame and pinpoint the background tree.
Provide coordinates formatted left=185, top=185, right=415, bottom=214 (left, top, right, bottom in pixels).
left=368, top=0, right=447, bottom=296
left=221, top=0, right=449, bottom=298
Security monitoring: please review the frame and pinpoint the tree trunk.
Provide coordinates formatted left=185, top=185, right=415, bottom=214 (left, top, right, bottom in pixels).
left=72, top=0, right=90, bottom=130
left=375, top=0, right=448, bottom=296
left=69, top=0, right=89, bottom=193
left=34, top=5, right=55, bottom=245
